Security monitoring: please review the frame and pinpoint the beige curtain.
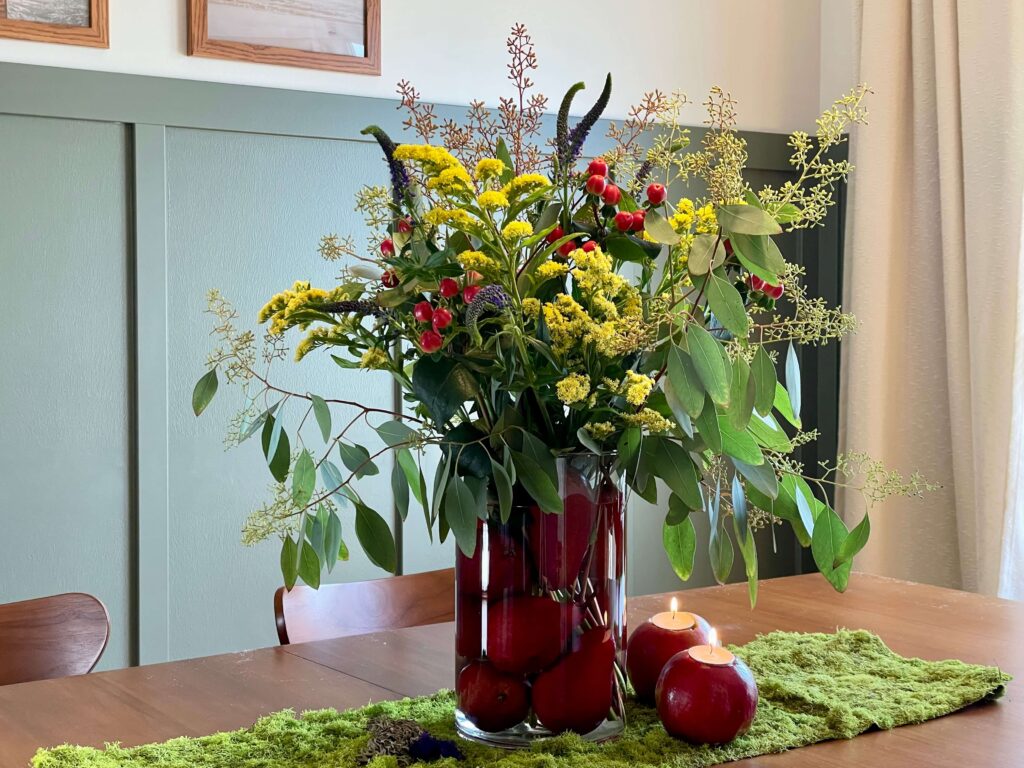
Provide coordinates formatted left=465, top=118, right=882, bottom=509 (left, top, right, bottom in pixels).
left=838, top=0, right=1024, bottom=597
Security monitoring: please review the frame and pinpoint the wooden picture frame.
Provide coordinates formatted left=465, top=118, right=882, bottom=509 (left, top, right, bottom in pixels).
left=0, top=0, right=108, bottom=47
left=188, top=0, right=380, bottom=76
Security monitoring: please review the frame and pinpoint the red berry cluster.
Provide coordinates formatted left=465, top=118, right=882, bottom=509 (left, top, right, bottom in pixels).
left=413, top=274, right=483, bottom=353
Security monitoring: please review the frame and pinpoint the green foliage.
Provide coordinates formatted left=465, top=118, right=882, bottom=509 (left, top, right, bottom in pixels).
left=191, top=368, right=218, bottom=416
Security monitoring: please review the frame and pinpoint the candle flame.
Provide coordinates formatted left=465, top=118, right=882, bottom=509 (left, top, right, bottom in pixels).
left=670, top=597, right=678, bottom=617
left=708, top=628, right=719, bottom=650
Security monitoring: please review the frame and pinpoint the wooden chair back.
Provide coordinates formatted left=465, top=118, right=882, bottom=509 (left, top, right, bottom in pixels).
left=0, top=592, right=110, bottom=686
left=274, top=568, right=455, bottom=645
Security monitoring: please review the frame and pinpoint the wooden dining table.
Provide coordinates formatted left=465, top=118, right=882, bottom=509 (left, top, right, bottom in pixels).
left=0, top=572, right=1020, bottom=766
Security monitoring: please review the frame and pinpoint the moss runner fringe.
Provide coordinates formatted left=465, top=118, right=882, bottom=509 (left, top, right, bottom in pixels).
left=34, top=630, right=1010, bottom=768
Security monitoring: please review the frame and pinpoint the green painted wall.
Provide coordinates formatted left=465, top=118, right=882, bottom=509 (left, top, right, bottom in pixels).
left=0, top=63, right=839, bottom=669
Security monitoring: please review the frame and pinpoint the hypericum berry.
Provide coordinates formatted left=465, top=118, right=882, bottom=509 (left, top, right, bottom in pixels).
left=396, top=217, right=413, bottom=234
left=558, top=240, right=578, bottom=257
left=432, top=307, right=453, bottom=331
left=419, top=330, right=443, bottom=353
left=545, top=226, right=564, bottom=244
left=764, top=282, right=785, bottom=300
left=630, top=209, right=646, bottom=232
left=413, top=300, right=434, bottom=323
left=463, top=284, right=482, bottom=303
left=465, top=270, right=484, bottom=285
left=601, top=184, right=622, bottom=206
left=614, top=211, right=634, bottom=232
left=585, top=174, right=607, bottom=196
left=582, top=240, right=598, bottom=253
left=749, top=275, right=767, bottom=292
left=646, top=183, right=667, bottom=205
left=587, top=158, right=609, bottom=177
left=380, top=238, right=395, bottom=256
left=381, top=270, right=399, bottom=288
left=438, top=277, right=460, bottom=299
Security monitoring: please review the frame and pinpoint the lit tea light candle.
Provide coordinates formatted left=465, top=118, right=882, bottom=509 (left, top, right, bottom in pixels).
left=656, top=627, right=759, bottom=745
left=625, top=597, right=711, bottom=702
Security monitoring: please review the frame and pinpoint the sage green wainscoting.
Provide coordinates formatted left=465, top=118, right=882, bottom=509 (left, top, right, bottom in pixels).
left=0, top=63, right=841, bottom=668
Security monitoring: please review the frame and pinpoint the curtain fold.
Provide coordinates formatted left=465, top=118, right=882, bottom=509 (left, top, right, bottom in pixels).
left=839, top=0, right=1024, bottom=597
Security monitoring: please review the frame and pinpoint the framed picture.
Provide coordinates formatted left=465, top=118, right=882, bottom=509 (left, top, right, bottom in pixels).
left=188, top=0, right=380, bottom=75
left=0, top=0, right=108, bottom=47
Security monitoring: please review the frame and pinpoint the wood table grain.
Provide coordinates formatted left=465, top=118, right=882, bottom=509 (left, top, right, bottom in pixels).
left=0, top=573, right=1019, bottom=766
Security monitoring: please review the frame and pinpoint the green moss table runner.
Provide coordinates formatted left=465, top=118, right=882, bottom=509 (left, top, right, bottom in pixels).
left=34, top=630, right=1009, bottom=768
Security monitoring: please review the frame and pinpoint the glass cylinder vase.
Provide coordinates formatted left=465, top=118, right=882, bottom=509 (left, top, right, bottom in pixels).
left=454, top=453, right=626, bottom=747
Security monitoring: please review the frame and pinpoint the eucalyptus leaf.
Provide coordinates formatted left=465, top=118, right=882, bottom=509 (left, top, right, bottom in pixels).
left=511, top=451, right=563, bottom=514
left=687, top=325, right=731, bottom=406
left=338, top=442, right=379, bottom=479
left=688, top=234, right=724, bottom=276
left=261, top=415, right=291, bottom=483
left=748, top=411, right=794, bottom=452
left=694, top=395, right=722, bottom=453
left=773, top=381, right=802, bottom=429
left=391, top=458, right=410, bottom=522
left=732, top=233, right=785, bottom=283
left=533, top=201, right=562, bottom=235
left=291, top=450, right=316, bottom=508
left=280, top=536, right=299, bottom=590
left=709, top=517, right=735, bottom=585
left=733, top=511, right=759, bottom=607
left=811, top=505, right=852, bottom=591
left=732, top=473, right=749, bottom=544
left=702, top=272, right=750, bottom=337
left=376, top=419, right=416, bottom=448
left=397, top=448, right=425, bottom=506
left=785, top=342, right=802, bottom=422
left=323, top=511, right=343, bottom=573
left=666, top=493, right=691, bottom=525
left=666, top=345, right=706, bottom=419
left=732, top=457, right=779, bottom=499
left=355, top=502, right=398, bottom=573
left=310, top=395, right=331, bottom=443
left=445, top=475, right=480, bottom=558
left=663, top=516, right=697, bottom=581
left=751, top=346, right=777, bottom=416
left=719, top=417, right=764, bottom=465
left=490, top=457, right=513, bottom=523
left=717, top=204, right=782, bottom=235
left=320, top=460, right=349, bottom=507
left=411, top=356, right=478, bottom=426
left=653, top=438, right=702, bottom=510
left=576, top=427, right=604, bottom=455
left=836, top=512, right=871, bottom=565
left=298, top=540, right=320, bottom=590
left=192, top=368, right=218, bottom=417
left=644, top=210, right=682, bottom=245
left=728, top=357, right=756, bottom=430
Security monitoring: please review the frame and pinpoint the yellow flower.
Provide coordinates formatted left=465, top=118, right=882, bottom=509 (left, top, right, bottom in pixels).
left=458, top=250, right=501, bottom=277
left=426, top=166, right=473, bottom=195
left=669, top=198, right=695, bottom=233
left=624, top=371, right=655, bottom=406
left=501, top=221, right=533, bottom=241
left=502, top=173, right=550, bottom=198
left=585, top=421, right=616, bottom=440
left=359, top=348, right=390, bottom=369
left=394, top=144, right=463, bottom=175
left=521, top=298, right=541, bottom=319
left=622, top=408, right=675, bottom=433
left=476, top=190, right=509, bottom=210
left=424, top=207, right=474, bottom=228
left=474, top=158, right=506, bottom=181
left=695, top=203, right=717, bottom=234
left=259, top=281, right=358, bottom=336
left=557, top=373, right=591, bottom=405
left=536, top=261, right=569, bottom=281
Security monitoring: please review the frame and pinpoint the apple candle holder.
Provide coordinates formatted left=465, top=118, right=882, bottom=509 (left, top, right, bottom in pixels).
left=625, top=597, right=711, bottom=701
left=454, top=453, right=626, bottom=748
left=655, top=630, right=758, bottom=745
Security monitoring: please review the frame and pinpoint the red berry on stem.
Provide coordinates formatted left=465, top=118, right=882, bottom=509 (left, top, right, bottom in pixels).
left=749, top=275, right=767, bottom=293
left=630, top=209, right=646, bottom=232
left=396, top=217, right=413, bottom=234
left=381, top=270, right=399, bottom=288
left=558, top=240, right=578, bottom=257
left=582, top=240, right=598, bottom=253
left=438, top=277, right=460, bottom=299
left=432, top=307, right=453, bottom=331
left=463, top=284, right=482, bottom=304
left=380, top=238, right=395, bottom=256
left=601, top=183, right=622, bottom=206
left=413, top=300, right=434, bottom=323
left=765, top=282, right=785, bottom=300
left=587, top=158, right=609, bottom=177
left=419, top=329, right=443, bottom=353
left=614, top=211, right=634, bottom=232
left=585, top=174, right=607, bottom=196
left=646, top=183, right=668, bottom=205
left=545, top=226, right=565, bottom=244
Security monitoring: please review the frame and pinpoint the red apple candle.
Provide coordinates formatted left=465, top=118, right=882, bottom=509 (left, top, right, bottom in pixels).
left=626, top=597, right=711, bottom=701
left=655, top=629, right=758, bottom=745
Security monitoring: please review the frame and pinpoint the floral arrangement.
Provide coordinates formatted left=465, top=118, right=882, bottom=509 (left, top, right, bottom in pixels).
left=193, top=25, right=933, bottom=602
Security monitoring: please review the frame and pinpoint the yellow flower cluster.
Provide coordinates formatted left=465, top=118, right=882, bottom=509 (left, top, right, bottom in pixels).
left=426, top=166, right=473, bottom=196
left=622, top=408, right=675, bottom=433
left=521, top=298, right=541, bottom=319
left=476, top=190, right=509, bottom=210
left=668, top=198, right=717, bottom=235
left=624, top=370, right=655, bottom=406
left=359, top=347, right=390, bottom=369
left=669, top=198, right=695, bottom=232
left=536, top=261, right=569, bottom=281
left=695, top=203, right=717, bottom=234
left=501, top=173, right=550, bottom=199
left=394, top=144, right=464, bottom=176
left=424, top=207, right=474, bottom=229
left=501, top=221, right=533, bottom=242
left=571, top=246, right=631, bottom=300
left=458, top=250, right=501, bottom=277
left=294, top=322, right=358, bottom=362
left=556, top=373, right=591, bottom=405
left=258, top=281, right=356, bottom=336
left=541, top=293, right=646, bottom=359
left=585, top=422, right=616, bottom=440
left=474, top=158, right=506, bottom=181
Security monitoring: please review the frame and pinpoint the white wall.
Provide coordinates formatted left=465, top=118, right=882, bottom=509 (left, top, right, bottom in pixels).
left=819, top=0, right=859, bottom=111
left=0, top=0, right=824, bottom=131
